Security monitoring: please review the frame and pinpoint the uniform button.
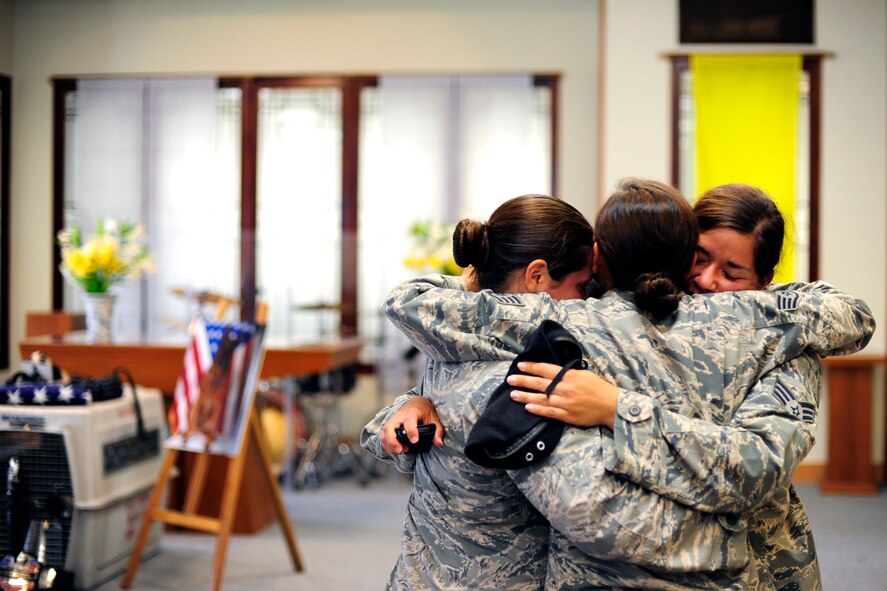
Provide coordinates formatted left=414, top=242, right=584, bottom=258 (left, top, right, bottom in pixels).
left=536, top=441, right=546, bottom=451
left=629, top=406, right=641, bottom=417
left=525, top=452, right=534, bottom=462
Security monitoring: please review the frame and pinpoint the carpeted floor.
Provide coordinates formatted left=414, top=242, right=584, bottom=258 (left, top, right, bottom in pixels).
left=99, top=473, right=886, bottom=591
left=100, top=472, right=412, bottom=591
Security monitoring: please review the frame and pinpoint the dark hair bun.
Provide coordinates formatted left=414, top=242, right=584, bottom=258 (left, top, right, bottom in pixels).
left=634, top=272, right=681, bottom=317
left=453, top=219, right=489, bottom=269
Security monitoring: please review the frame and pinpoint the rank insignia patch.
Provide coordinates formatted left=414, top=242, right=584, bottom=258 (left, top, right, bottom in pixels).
left=777, top=292, right=800, bottom=311
left=491, top=293, right=525, bottom=306
left=774, top=378, right=816, bottom=423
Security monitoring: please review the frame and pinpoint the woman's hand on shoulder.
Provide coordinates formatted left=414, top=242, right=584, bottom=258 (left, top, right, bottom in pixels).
left=507, top=362, right=618, bottom=429
left=381, top=396, right=446, bottom=454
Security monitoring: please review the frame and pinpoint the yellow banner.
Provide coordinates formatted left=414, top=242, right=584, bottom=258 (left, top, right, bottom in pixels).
left=692, top=54, right=801, bottom=281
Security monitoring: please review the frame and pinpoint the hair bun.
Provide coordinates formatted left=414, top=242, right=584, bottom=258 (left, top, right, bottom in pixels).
left=634, top=272, right=681, bottom=317
left=453, top=219, right=490, bottom=269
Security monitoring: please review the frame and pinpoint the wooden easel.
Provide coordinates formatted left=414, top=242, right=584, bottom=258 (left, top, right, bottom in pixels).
left=121, top=303, right=304, bottom=591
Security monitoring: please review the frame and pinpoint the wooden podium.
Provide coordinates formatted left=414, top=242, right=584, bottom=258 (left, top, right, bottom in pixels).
left=820, top=355, right=886, bottom=494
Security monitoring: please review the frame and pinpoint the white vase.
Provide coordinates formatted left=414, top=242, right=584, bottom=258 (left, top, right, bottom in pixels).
left=82, top=293, right=116, bottom=343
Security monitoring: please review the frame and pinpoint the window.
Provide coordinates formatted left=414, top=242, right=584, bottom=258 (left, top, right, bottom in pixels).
left=670, top=56, right=821, bottom=282
left=52, top=74, right=558, bottom=363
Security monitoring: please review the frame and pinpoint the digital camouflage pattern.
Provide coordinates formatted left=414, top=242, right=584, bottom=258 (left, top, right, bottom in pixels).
left=364, top=363, right=550, bottom=591
left=364, top=275, right=874, bottom=590
left=607, top=352, right=823, bottom=591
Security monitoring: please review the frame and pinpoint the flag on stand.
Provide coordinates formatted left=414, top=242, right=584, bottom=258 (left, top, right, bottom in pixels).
left=169, top=318, right=212, bottom=434
left=168, top=318, right=257, bottom=439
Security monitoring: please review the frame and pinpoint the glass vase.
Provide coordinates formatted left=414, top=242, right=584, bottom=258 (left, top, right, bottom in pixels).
left=81, top=293, right=116, bottom=343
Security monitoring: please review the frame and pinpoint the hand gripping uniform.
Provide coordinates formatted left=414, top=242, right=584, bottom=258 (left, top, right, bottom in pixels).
left=362, top=275, right=874, bottom=590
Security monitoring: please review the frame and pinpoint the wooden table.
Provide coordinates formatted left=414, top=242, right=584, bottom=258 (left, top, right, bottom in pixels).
left=18, top=333, right=362, bottom=533
left=19, top=333, right=363, bottom=394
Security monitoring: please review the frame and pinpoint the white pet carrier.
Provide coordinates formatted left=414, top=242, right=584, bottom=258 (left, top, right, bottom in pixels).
left=0, top=387, right=165, bottom=589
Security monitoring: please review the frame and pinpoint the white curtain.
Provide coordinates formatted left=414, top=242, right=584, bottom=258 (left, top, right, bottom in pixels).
left=69, top=75, right=549, bottom=352
left=256, top=87, right=342, bottom=342
left=70, top=78, right=229, bottom=340
left=459, top=76, right=550, bottom=218
left=359, top=75, right=549, bottom=365
left=146, top=79, right=237, bottom=337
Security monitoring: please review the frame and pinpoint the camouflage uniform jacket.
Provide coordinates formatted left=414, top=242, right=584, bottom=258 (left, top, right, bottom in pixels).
left=369, top=274, right=874, bottom=590
left=363, top=364, right=550, bottom=591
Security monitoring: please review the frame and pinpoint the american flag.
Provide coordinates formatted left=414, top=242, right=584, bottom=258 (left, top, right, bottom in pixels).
left=169, top=318, right=257, bottom=440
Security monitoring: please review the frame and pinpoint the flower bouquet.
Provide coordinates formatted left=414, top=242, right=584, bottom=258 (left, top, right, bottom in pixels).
left=57, top=218, right=153, bottom=294
left=57, top=218, right=153, bottom=341
left=403, top=220, right=462, bottom=276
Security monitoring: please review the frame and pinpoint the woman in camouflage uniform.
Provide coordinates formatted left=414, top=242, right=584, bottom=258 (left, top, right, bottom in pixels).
left=364, top=179, right=873, bottom=590
left=363, top=193, right=595, bottom=590
left=507, top=184, right=822, bottom=590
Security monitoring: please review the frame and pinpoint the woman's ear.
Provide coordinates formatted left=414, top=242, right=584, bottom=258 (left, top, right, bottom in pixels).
left=592, top=243, right=613, bottom=291
left=760, top=272, right=774, bottom=288
left=523, top=259, right=549, bottom=293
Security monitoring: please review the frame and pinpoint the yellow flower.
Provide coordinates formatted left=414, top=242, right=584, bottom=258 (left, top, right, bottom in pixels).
left=57, top=217, right=154, bottom=294
left=405, top=220, right=462, bottom=276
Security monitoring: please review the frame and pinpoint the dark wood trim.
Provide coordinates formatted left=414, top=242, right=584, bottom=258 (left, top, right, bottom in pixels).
left=670, top=56, right=689, bottom=187
left=669, top=55, right=822, bottom=282
left=803, top=56, right=822, bottom=281
left=52, top=79, right=76, bottom=310
left=238, top=78, right=258, bottom=322
left=0, top=75, right=10, bottom=369
left=534, top=75, right=560, bottom=197
left=340, top=77, right=378, bottom=336
left=663, top=51, right=836, bottom=59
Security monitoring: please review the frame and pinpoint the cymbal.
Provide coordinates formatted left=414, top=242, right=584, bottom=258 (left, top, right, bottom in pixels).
left=169, top=287, right=240, bottom=305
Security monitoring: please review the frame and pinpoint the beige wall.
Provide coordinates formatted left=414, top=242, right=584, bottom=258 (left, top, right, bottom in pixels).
left=817, top=0, right=887, bottom=356
left=602, top=0, right=887, bottom=465
left=602, top=0, right=886, bottom=353
left=7, top=0, right=600, bottom=362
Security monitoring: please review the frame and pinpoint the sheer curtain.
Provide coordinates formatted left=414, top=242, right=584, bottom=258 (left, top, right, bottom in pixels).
left=459, top=76, right=550, bottom=218
left=256, top=88, right=342, bottom=342
left=69, top=78, right=230, bottom=340
left=358, top=75, right=549, bottom=362
left=146, top=79, right=238, bottom=337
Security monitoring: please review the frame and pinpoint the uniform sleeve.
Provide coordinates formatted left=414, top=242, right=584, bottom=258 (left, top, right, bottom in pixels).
left=383, top=274, right=565, bottom=361
left=733, top=281, right=875, bottom=361
left=359, top=387, right=421, bottom=473
left=508, top=428, right=750, bottom=572
left=603, top=354, right=821, bottom=513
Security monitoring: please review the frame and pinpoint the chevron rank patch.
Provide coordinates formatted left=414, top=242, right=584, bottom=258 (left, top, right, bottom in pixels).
left=491, top=293, right=525, bottom=306
left=777, top=291, right=800, bottom=311
left=773, top=378, right=816, bottom=423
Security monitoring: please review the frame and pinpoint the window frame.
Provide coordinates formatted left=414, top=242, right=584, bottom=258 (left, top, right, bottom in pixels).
left=50, top=73, right=559, bottom=343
